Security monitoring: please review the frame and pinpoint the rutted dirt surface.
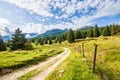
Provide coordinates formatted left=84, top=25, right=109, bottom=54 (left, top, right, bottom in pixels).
left=31, top=48, right=71, bottom=80
left=0, top=48, right=71, bottom=80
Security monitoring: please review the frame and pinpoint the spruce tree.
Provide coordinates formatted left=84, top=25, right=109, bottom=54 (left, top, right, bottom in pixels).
left=58, top=37, right=62, bottom=44
left=0, top=35, right=6, bottom=51
left=40, top=38, right=44, bottom=45
left=54, top=38, right=58, bottom=43
left=75, top=30, right=82, bottom=39
left=111, top=23, right=117, bottom=35
left=88, top=28, right=94, bottom=37
left=35, top=39, right=39, bottom=46
left=94, top=24, right=100, bottom=37
left=44, top=40, right=48, bottom=44
left=49, top=39, right=52, bottom=45
left=81, top=31, right=87, bottom=38
left=11, top=28, right=26, bottom=50
left=67, top=28, right=75, bottom=43
left=102, top=26, right=111, bottom=36
left=6, top=40, right=11, bottom=47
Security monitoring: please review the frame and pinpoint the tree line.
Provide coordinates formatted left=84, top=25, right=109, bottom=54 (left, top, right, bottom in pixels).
left=61, top=23, right=120, bottom=43
left=0, top=23, right=120, bottom=51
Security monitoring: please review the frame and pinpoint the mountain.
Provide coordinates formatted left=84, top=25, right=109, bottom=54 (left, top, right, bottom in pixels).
left=2, top=33, right=38, bottom=41
left=24, top=33, right=38, bottom=38
left=37, top=28, right=68, bottom=38
left=2, top=36, right=11, bottom=41
left=2, top=28, right=68, bottom=41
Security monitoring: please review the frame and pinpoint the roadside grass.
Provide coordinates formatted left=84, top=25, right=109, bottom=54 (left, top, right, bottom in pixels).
left=46, top=36, right=120, bottom=80
left=0, top=45, right=63, bottom=76
left=83, top=36, right=120, bottom=80
left=18, top=58, right=59, bottom=80
left=46, top=47, right=100, bottom=80
left=0, top=36, right=120, bottom=80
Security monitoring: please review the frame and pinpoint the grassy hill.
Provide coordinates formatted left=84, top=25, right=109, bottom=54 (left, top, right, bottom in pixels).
left=0, top=35, right=120, bottom=80
left=46, top=35, right=120, bottom=80
left=37, top=28, right=68, bottom=38
left=0, top=45, right=63, bottom=76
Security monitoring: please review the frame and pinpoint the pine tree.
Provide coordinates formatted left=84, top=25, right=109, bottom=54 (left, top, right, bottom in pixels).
left=111, top=23, right=117, bottom=35
left=40, top=38, right=44, bottom=45
left=102, top=26, right=111, bottom=36
left=94, top=24, right=100, bottom=37
left=81, top=31, right=87, bottom=38
left=6, top=39, right=12, bottom=47
left=49, top=39, right=52, bottom=45
left=58, top=37, right=62, bottom=44
left=11, top=28, right=26, bottom=50
left=88, top=28, right=94, bottom=37
left=0, top=35, right=6, bottom=51
left=54, top=37, right=58, bottom=43
left=35, top=39, right=39, bottom=46
left=44, top=40, right=48, bottom=44
left=75, top=30, right=82, bottom=39
left=67, top=28, right=75, bottom=43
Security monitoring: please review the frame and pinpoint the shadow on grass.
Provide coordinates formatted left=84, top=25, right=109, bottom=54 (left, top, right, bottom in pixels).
left=0, top=50, right=63, bottom=76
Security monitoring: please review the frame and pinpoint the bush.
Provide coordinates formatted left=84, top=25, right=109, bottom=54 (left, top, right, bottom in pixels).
left=25, top=41, right=33, bottom=50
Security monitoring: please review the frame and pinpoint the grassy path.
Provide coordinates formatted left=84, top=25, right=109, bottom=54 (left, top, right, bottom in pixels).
left=31, top=48, right=70, bottom=80
left=0, top=48, right=70, bottom=80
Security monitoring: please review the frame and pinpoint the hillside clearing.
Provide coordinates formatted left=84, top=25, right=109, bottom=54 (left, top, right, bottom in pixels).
left=46, top=36, right=120, bottom=80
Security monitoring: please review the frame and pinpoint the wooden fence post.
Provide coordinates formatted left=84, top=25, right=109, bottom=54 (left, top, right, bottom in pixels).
left=82, top=43, right=85, bottom=57
left=92, top=44, right=98, bottom=73
left=79, top=45, right=81, bottom=54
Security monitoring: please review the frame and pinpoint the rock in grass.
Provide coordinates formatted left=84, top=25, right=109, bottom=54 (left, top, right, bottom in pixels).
left=82, top=58, right=87, bottom=62
left=59, top=69, right=65, bottom=73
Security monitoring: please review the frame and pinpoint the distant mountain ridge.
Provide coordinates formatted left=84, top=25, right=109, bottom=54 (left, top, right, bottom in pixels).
left=37, top=28, right=68, bottom=37
left=2, top=28, right=68, bottom=41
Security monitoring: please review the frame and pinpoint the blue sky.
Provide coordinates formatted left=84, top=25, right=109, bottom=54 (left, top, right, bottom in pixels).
left=0, top=0, right=120, bottom=36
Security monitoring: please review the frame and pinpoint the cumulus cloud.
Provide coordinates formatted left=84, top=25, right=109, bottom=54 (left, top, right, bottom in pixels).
left=6, top=0, right=53, bottom=17
left=0, top=27, right=11, bottom=36
left=71, top=0, right=120, bottom=27
left=17, top=23, right=45, bottom=34
left=25, top=33, right=31, bottom=38
left=0, top=18, right=12, bottom=36
left=2, top=0, right=120, bottom=32
left=0, top=18, right=11, bottom=26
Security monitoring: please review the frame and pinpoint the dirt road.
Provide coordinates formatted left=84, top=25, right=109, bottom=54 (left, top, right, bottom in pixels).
left=0, top=48, right=71, bottom=80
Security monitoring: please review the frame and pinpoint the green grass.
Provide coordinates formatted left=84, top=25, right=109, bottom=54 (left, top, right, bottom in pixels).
left=0, top=45, right=63, bottom=76
left=0, top=36, right=120, bottom=80
left=46, top=48, right=100, bottom=80
left=46, top=36, right=120, bottom=80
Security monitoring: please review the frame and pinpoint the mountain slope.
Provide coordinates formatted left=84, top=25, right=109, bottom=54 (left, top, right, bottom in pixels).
left=37, top=28, right=68, bottom=37
left=2, top=28, right=68, bottom=41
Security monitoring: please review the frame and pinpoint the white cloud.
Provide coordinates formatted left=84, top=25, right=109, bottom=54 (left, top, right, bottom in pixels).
left=0, top=18, right=10, bottom=26
left=93, top=0, right=120, bottom=18
left=6, top=0, right=53, bottom=17
left=17, top=23, right=45, bottom=34
left=0, top=18, right=12, bottom=36
left=6, top=0, right=120, bottom=20
left=70, top=0, right=120, bottom=27
left=0, top=27, right=11, bottom=36
left=3, top=0, right=120, bottom=31
left=25, top=33, right=31, bottom=38
left=45, top=23, right=69, bottom=30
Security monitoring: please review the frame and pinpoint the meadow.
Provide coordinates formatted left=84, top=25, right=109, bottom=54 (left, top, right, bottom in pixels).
left=0, top=45, right=63, bottom=76
left=0, top=36, right=120, bottom=80
left=46, top=35, right=120, bottom=80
